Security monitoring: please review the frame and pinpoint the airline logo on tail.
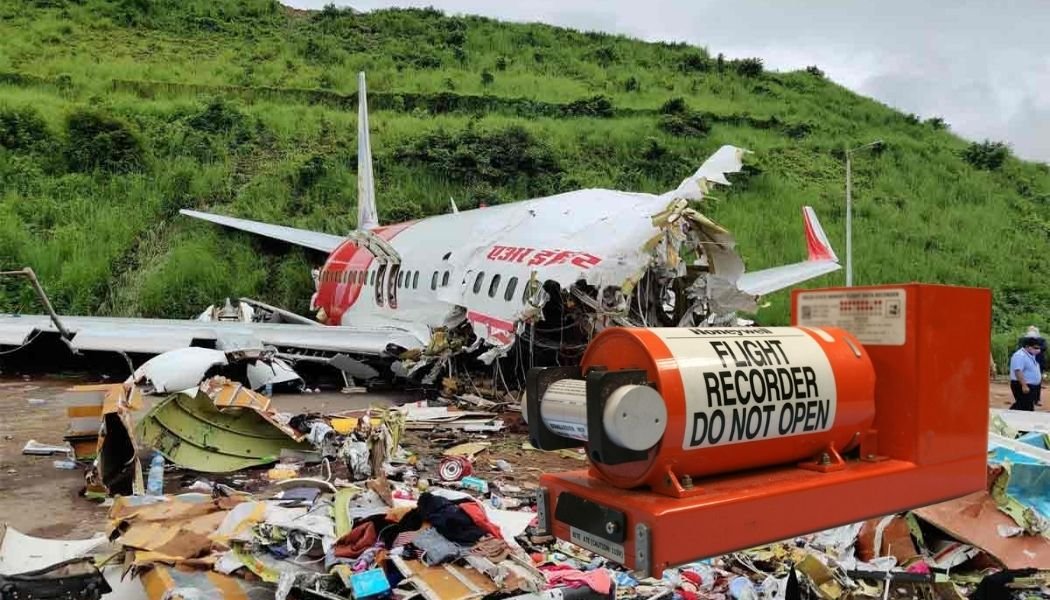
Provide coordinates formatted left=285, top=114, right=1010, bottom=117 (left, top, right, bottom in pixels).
left=803, top=206, right=837, bottom=263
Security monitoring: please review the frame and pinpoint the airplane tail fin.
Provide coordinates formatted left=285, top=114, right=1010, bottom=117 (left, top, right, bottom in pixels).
left=734, top=206, right=840, bottom=296
left=802, top=206, right=837, bottom=262
left=357, top=72, right=379, bottom=231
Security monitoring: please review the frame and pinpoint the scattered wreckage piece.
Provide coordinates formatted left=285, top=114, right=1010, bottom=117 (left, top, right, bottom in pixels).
left=391, top=556, right=500, bottom=600
left=21, top=440, right=75, bottom=456
left=138, top=566, right=271, bottom=600
left=130, top=347, right=305, bottom=395
left=912, top=486, right=1050, bottom=570
left=398, top=402, right=505, bottom=432
left=0, top=525, right=107, bottom=577
left=62, top=383, right=145, bottom=496
left=131, top=347, right=229, bottom=394
left=137, top=382, right=310, bottom=473
left=991, top=408, right=1050, bottom=436
left=0, top=525, right=111, bottom=600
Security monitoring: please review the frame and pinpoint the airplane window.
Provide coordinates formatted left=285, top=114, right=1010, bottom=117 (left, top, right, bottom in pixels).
left=522, top=278, right=539, bottom=305
left=369, top=270, right=375, bottom=286
left=442, top=271, right=450, bottom=287
left=473, top=272, right=485, bottom=294
left=397, top=270, right=404, bottom=288
left=431, top=271, right=438, bottom=290
left=413, top=271, right=419, bottom=289
left=488, top=274, right=501, bottom=298
left=504, top=277, right=518, bottom=302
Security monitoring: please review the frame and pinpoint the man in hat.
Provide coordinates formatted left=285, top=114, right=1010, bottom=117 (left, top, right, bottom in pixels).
left=1009, top=338, right=1042, bottom=411
left=1016, top=325, right=1046, bottom=405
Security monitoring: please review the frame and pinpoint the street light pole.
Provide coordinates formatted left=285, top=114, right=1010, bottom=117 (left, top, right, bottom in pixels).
left=846, top=151, right=853, bottom=287
left=844, top=140, right=882, bottom=287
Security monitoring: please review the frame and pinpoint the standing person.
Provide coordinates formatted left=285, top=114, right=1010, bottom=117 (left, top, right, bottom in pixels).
left=1009, top=339, right=1042, bottom=411
left=1016, top=326, right=1046, bottom=405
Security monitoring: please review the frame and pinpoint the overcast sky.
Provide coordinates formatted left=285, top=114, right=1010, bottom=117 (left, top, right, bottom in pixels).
left=290, top=0, right=1050, bottom=163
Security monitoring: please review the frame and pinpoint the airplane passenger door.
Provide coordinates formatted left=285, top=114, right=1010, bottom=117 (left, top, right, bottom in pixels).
left=386, top=264, right=400, bottom=309
left=374, top=264, right=386, bottom=306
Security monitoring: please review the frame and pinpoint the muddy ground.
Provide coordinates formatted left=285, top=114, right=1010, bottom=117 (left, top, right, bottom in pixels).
left=0, top=375, right=582, bottom=539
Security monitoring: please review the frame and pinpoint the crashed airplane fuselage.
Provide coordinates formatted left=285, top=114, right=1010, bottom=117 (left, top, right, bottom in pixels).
left=186, top=145, right=838, bottom=380
left=309, top=173, right=795, bottom=362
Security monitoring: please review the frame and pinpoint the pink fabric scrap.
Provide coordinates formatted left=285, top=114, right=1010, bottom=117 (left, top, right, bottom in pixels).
left=541, top=565, right=613, bottom=594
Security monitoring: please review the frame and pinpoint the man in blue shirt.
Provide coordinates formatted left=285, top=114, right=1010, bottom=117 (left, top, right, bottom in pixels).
left=1016, top=325, right=1046, bottom=405
left=1009, top=339, right=1042, bottom=411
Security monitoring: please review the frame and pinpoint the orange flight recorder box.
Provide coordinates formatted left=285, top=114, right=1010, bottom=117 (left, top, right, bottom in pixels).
left=533, top=284, right=991, bottom=577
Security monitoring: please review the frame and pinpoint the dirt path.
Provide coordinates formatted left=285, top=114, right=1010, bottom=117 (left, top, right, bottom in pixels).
left=0, top=377, right=108, bottom=538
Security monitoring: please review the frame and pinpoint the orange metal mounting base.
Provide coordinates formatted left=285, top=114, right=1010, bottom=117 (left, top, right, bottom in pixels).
left=540, top=454, right=985, bottom=577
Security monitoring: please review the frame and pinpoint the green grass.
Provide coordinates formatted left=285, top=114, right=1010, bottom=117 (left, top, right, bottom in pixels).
left=1, top=0, right=1048, bottom=372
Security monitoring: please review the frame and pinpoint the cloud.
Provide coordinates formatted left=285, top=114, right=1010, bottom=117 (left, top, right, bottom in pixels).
left=290, top=0, right=1050, bottom=162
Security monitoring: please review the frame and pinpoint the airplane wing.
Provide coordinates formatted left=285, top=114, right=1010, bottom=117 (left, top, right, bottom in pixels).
left=0, top=314, right=425, bottom=357
left=180, top=210, right=344, bottom=253
left=735, top=206, right=841, bottom=296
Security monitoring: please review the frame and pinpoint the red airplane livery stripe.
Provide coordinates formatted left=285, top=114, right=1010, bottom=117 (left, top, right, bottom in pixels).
left=317, top=221, right=417, bottom=324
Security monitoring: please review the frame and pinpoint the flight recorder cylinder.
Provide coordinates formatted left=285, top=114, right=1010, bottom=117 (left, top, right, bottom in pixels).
left=532, top=326, right=875, bottom=491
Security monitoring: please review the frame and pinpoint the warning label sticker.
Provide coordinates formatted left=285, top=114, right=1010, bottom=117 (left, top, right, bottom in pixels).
left=652, top=328, right=838, bottom=450
left=570, top=527, right=625, bottom=562
left=795, top=288, right=907, bottom=346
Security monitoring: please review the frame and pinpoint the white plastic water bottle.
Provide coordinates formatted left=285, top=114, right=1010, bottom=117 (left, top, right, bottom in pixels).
left=146, top=453, right=165, bottom=496
left=729, top=576, right=757, bottom=600
left=264, top=382, right=273, bottom=396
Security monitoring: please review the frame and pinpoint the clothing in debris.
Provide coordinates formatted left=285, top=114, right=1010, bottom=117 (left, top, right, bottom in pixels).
left=455, top=500, right=503, bottom=540
left=334, top=519, right=378, bottom=559
left=411, top=528, right=463, bottom=566
left=471, top=536, right=511, bottom=562
left=416, top=492, right=487, bottom=545
left=540, top=564, right=613, bottom=594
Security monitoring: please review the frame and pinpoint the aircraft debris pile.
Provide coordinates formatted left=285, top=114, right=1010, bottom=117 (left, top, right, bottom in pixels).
left=13, top=384, right=1050, bottom=599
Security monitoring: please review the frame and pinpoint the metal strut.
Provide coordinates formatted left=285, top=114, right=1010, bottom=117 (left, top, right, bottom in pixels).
left=0, top=267, right=76, bottom=349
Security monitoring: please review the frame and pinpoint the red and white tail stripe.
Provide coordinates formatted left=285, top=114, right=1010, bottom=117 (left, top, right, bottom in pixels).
left=802, top=206, right=838, bottom=262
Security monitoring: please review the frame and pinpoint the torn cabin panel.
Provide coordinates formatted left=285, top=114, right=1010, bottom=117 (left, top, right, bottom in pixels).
left=0, top=525, right=107, bottom=575
left=392, top=556, right=499, bottom=600
left=64, top=383, right=144, bottom=496
left=137, top=385, right=310, bottom=473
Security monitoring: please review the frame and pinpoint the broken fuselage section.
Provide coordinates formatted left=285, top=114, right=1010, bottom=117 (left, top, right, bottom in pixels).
left=311, top=147, right=760, bottom=382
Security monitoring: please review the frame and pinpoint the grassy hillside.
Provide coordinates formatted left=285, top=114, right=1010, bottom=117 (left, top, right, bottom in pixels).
left=1, top=0, right=1048, bottom=366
